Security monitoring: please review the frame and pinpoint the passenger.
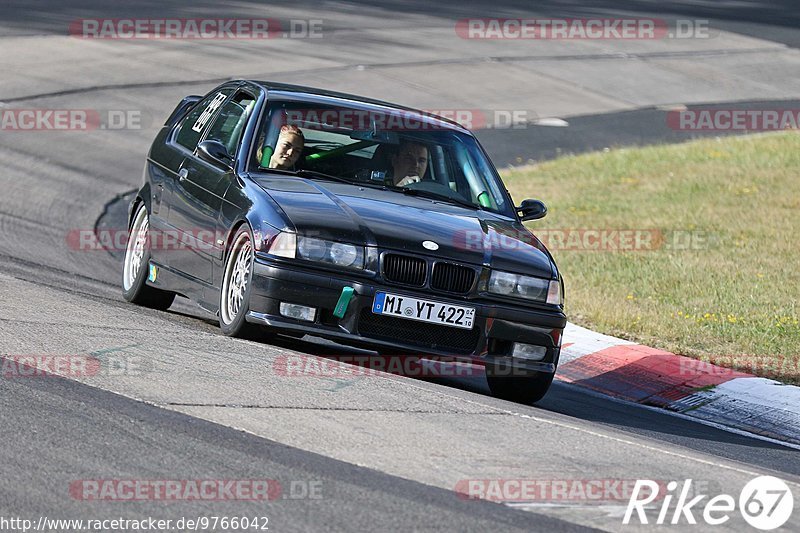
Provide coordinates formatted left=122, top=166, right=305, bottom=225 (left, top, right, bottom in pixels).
left=390, top=141, right=429, bottom=187
left=267, top=125, right=305, bottom=170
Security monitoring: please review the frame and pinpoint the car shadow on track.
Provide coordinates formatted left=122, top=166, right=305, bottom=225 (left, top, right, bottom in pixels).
left=156, top=297, right=800, bottom=475
left=159, top=291, right=799, bottom=459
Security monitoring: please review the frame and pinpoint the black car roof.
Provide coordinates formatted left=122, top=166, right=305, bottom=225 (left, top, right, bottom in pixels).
left=249, top=80, right=471, bottom=134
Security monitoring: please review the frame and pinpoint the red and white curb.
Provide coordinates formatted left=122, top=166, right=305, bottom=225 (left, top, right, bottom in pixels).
left=559, top=323, right=800, bottom=445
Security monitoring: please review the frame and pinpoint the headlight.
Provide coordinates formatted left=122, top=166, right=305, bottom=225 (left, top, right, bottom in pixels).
left=489, top=271, right=517, bottom=295
left=297, top=236, right=364, bottom=269
left=488, top=270, right=561, bottom=305
left=329, top=242, right=359, bottom=267
left=297, top=237, right=327, bottom=261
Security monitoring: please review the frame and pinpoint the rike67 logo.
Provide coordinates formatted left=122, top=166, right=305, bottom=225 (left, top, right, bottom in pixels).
left=624, top=476, right=794, bottom=530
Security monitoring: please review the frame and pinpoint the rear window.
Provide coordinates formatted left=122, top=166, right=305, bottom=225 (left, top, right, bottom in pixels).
left=175, top=89, right=232, bottom=151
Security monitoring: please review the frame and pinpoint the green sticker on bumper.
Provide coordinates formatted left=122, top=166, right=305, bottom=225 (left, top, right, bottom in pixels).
left=333, top=286, right=355, bottom=318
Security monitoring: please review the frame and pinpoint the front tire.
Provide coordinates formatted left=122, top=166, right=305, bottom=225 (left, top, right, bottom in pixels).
left=122, top=203, right=175, bottom=311
left=219, top=225, right=256, bottom=337
left=486, top=360, right=555, bottom=404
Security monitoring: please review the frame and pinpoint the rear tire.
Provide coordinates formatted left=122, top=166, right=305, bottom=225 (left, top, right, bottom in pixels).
left=486, top=360, right=554, bottom=404
left=122, top=203, right=175, bottom=311
left=219, top=225, right=257, bottom=337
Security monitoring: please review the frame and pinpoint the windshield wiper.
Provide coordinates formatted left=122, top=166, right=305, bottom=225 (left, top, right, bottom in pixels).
left=395, top=187, right=481, bottom=210
left=295, top=169, right=353, bottom=184
left=296, top=170, right=390, bottom=191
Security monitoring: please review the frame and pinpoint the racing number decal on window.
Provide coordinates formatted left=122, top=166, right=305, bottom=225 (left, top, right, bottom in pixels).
left=192, top=92, right=228, bottom=133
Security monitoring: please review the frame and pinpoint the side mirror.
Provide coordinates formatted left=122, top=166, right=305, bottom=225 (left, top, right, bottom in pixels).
left=517, top=199, right=547, bottom=221
left=197, top=140, right=233, bottom=169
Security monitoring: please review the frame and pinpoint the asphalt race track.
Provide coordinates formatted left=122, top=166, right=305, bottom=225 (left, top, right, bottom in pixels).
left=1, top=1, right=799, bottom=531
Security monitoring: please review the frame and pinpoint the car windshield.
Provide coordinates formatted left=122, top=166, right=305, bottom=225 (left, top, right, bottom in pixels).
left=250, top=101, right=514, bottom=217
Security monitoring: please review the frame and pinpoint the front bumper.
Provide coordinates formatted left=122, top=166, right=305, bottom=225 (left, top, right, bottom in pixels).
left=246, top=257, right=566, bottom=373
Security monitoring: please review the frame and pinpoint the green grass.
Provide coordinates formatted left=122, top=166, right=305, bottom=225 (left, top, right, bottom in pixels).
left=502, top=132, right=800, bottom=382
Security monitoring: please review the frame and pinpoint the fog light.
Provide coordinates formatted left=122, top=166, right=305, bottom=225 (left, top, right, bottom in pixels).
left=512, top=343, right=547, bottom=361
left=279, top=303, right=317, bottom=322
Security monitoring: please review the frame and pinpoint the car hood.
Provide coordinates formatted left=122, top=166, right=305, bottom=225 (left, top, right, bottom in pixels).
left=253, top=176, right=555, bottom=278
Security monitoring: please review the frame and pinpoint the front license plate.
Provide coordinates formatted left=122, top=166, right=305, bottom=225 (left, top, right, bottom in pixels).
left=372, top=292, right=475, bottom=330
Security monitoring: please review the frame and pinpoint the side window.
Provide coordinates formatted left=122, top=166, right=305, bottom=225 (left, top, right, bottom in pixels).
left=175, top=89, right=232, bottom=151
left=205, top=91, right=256, bottom=157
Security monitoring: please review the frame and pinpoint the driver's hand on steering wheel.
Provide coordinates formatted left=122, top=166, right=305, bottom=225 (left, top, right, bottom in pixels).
left=396, top=175, right=421, bottom=187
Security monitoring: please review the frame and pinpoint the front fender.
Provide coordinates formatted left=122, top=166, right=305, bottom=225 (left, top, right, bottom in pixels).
left=129, top=183, right=152, bottom=228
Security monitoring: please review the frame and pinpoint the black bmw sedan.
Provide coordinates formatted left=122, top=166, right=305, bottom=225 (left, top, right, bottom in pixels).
left=122, top=80, right=566, bottom=403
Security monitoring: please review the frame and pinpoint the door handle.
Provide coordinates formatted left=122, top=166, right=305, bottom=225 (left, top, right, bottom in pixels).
left=178, top=168, right=188, bottom=182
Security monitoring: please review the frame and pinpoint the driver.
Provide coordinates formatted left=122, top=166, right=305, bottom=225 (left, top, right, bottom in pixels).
left=390, top=141, right=429, bottom=187
left=266, top=125, right=305, bottom=170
